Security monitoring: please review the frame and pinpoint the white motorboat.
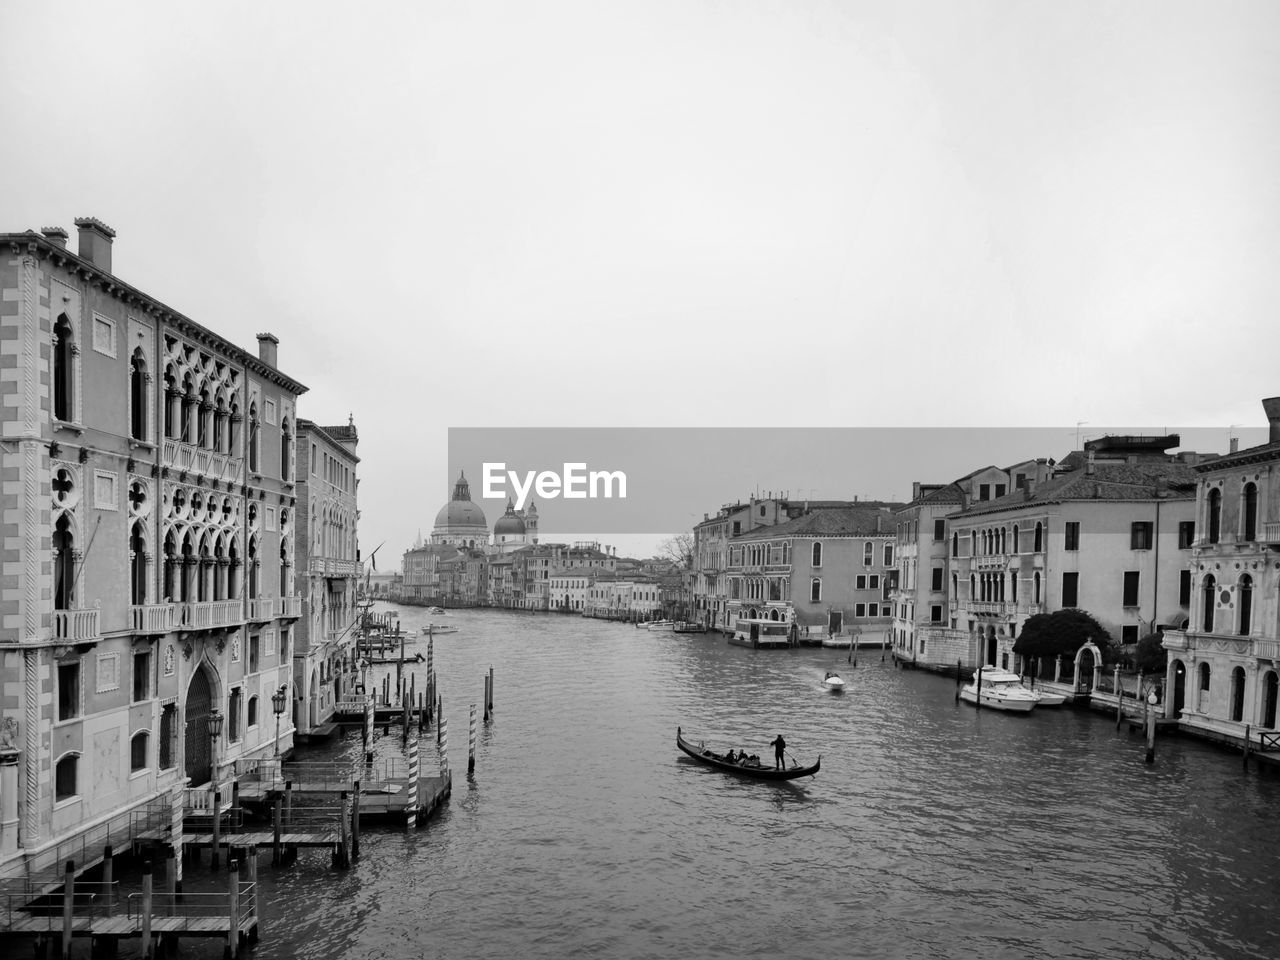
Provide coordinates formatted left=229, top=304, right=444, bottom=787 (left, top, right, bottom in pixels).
left=823, top=671, right=846, bottom=693
left=421, top=623, right=458, bottom=635
left=958, top=666, right=1038, bottom=713
left=425, top=606, right=448, bottom=616
left=646, top=619, right=677, bottom=631
left=1028, top=686, right=1066, bottom=707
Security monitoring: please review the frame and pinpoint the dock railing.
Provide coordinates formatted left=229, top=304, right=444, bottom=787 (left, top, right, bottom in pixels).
left=0, top=882, right=121, bottom=932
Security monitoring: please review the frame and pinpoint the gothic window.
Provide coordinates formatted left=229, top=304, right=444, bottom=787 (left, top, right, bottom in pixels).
left=810, top=578, right=821, bottom=602
left=1242, top=483, right=1258, bottom=542
left=248, top=403, right=260, bottom=474
left=53, top=314, right=74, bottom=422
left=1202, top=574, right=1216, bottom=633
left=130, top=350, right=147, bottom=441
left=53, top=514, right=75, bottom=611
left=1033, top=522, right=1043, bottom=552
left=1239, top=574, right=1252, bottom=636
left=130, top=521, right=147, bottom=605
left=1207, top=488, right=1221, bottom=544
left=280, top=418, right=292, bottom=482
left=811, top=542, right=822, bottom=568
left=1230, top=667, right=1246, bottom=722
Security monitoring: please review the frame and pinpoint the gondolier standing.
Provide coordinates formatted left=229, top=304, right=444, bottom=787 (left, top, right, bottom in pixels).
left=770, top=734, right=787, bottom=769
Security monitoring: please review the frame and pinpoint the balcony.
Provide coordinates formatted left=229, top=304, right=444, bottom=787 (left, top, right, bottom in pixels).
left=1253, top=639, right=1280, bottom=662
left=1161, top=630, right=1189, bottom=652
left=309, top=557, right=360, bottom=578
left=162, top=439, right=245, bottom=485
left=245, top=598, right=273, bottom=622
left=277, top=596, right=302, bottom=619
left=131, top=603, right=177, bottom=633
left=969, top=601, right=1007, bottom=615
left=974, top=555, right=1006, bottom=570
left=53, top=605, right=100, bottom=642
left=1263, top=521, right=1280, bottom=545
left=177, top=599, right=243, bottom=630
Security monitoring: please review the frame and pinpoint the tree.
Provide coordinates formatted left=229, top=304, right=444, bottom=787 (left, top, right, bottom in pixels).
left=658, top=533, right=695, bottom=568
left=1132, top=632, right=1168, bottom=673
left=1013, top=608, right=1114, bottom=659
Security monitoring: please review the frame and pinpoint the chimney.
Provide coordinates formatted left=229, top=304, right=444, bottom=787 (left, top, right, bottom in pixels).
left=1229, top=437, right=1240, bottom=454
left=41, top=227, right=69, bottom=248
left=256, top=333, right=279, bottom=368
left=912, top=481, right=921, bottom=501
left=960, top=489, right=970, bottom=510
left=1262, top=396, right=1280, bottom=444
left=1024, top=478, right=1036, bottom=500
left=1085, top=450, right=1096, bottom=476
left=73, top=217, right=115, bottom=273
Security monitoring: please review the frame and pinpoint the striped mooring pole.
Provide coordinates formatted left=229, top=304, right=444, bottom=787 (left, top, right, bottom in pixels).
left=405, top=733, right=419, bottom=831
left=439, top=716, right=449, bottom=775
left=468, top=703, right=478, bottom=775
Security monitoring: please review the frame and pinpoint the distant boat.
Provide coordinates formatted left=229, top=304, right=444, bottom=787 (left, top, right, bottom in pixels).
left=673, top=621, right=707, bottom=634
left=646, top=619, right=677, bottom=631
left=823, top=671, right=845, bottom=693
left=421, top=624, right=458, bottom=635
left=425, top=606, right=448, bottom=616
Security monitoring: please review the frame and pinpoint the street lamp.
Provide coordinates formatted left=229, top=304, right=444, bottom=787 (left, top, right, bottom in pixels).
left=272, top=685, right=288, bottom=760
left=206, top=709, right=223, bottom=795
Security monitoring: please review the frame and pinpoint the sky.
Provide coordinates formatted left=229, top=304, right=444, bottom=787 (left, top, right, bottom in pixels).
left=3, top=1, right=1278, bottom=567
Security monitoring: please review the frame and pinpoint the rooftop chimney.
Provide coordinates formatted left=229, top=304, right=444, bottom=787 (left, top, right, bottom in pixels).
left=1230, top=437, right=1240, bottom=454
left=41, top=227, right=69, bottom=248
left=256, top=333, right=279, bottom=368
left=1085, top=450, right=1096, bottom=476
left=74, top=217, right=115, bottom=273
left=1263, top=396, right=1280, bottom=444
left=1024, top=478, right=1036, bottom=500
left=912, top=481, right=921, bottom=501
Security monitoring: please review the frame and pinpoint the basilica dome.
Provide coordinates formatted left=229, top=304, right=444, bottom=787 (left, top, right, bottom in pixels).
left=493, top=499, right=527, bottom=537
left=431, top=472, right=489, bottom=545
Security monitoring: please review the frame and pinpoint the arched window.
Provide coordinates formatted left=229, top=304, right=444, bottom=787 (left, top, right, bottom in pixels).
left=1201, top=574, right=1216, bottom=633
left=1230, top=667, right=1246, bottom=722
left=280, top=418, right=292, bottom=482
left=1238, top=575, right=1252, bottom=636
left=53, top=314, right=74, bottom=422
left=1033, top=571, right=1041, bottom=604
left=130, top=731, right=150, bottom=772
left=248, top=538, right=259, bottom=599
left=951, top=532, right=958, bottom=557
left=130, top=522, right=147, bottom=605
left=280, top=538, right=290, bottom=596
left=163, top=367, right=178, bottom=439
left=1242, top=483, right=1258, bottom=542
left=969, top=573, right=976, bottom=599
left=197, top=388, right=210, bottom=448
left=53, top=514, right=75, bottom=611
left=248, top=404, right=260, bottom=474
left=163, top=530, right=177, bottom=601
left=810, top=578, right=821, bottom=602
left=1207, top=488, right=1221, bottom=544
left=55, top=753, right=79, bottom=802
left=1033, top=522, right=1043, bottom=552
left=1012, top=525, right=1020, bottom=553
left=130, top=350, right=147, bottom=441
left=863, top=542, right=873, bottom=566
left=811, top=542, right=822, bottom=567
left=181, top=374, right=195, bottom=444
left=1010, top=571, right=1017, bottom=603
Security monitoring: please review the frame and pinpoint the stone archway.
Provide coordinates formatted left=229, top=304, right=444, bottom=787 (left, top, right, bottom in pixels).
left=1169, top=659, right=1187, bottom=716
left=1073, top=640, right=1103, bottom=693
left=184, top=662, right=218, bottom=786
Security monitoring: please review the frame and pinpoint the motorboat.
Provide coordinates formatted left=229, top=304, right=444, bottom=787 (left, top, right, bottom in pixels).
left=646, top=619, right=677, bottom=631
left=421, top=623, right=458, bottom=635
left=823, top=671, right=846, bottom=693
left=1028, top=686, right=1067, bottom=707
left=425, top=606, right=448, bottom=616
left=958, top=666, right=1038, bottom=713
left=673, top=621, right=707, bottom=634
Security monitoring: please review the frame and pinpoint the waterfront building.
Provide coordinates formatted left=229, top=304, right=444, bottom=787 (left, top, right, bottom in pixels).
left=940, top=436, right=1204, bottom=676
left=0, top=219, right=305, bottom=875
left=1161, top=398, right=1280, bottom=741
left=891, top=461, right=1051, bottom=668
left=548, top=568, right=595, bottom=612
left=725, top=507, right=897, bottom=641
left=295, top=418, right=360, bottom=737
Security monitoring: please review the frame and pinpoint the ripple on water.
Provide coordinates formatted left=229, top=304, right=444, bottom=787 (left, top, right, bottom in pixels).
left=155, top=608, right=1280, bottom=960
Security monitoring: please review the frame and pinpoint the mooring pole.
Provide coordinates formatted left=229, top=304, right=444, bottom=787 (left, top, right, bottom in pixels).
left=1145, top=692, right=1157, bottom=764
left=469, top=703, right=478, bottom=775
left=140, top=860, right=154, bottom=960
left=955, top=659, right=962, bottom=702
left=60, top=860, right=74, bottom=960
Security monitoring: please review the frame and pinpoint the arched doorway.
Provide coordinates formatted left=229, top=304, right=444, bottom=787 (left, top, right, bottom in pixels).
left=1072, top=641, right=1101, bottom=693
left=1171, top=659, right=1186, bottom=716
left=985, top=625, right=997, bottom=666
left=184, top=664, right=217, bottom=786
left=310, top=667, right=320, bottom=728
left=1262, top=671, right=1278, bottom=729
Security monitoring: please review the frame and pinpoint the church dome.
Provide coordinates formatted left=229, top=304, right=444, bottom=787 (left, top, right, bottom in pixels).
left=493, top=499, right=526, bottom=537
left=432, top=472, right=488, bottom=536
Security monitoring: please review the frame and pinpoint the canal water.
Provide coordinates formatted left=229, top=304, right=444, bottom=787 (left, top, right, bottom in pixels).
left=203, top=605, right=1277, bottom=959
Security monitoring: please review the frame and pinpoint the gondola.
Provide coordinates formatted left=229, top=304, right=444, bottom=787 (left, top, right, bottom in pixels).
left=676, top=727, right=820, bottom=781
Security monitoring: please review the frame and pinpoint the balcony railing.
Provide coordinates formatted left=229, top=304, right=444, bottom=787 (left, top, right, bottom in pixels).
left=1263, top=521, right=1280, bottom=545
left=1253, top=639, right=1280, bottom=661
left=162, top=439, right=245, bottom=485
left=245, top=598, right=273, bottom=622
left=309, top=557, right=360, bottom=578
left=969, top=601, right=1007, bottom=614
left=53, top=605, right=100, bottom=642
left=277, top=596, right=302, bottom=619
left=131, top=603, right=177, bottom=633
left=975, top=555, right=1006, bottom=570
left=177, top=599, right=243, bottom=630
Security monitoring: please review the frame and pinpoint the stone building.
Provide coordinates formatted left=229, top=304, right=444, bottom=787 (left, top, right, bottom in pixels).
left=295, top=418, right=360, bottom=737
left=0, top=219, right=305, bottom=877
left=1162, top=398, right=1280, bottom=741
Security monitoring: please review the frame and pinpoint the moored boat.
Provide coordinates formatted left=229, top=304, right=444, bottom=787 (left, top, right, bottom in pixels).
left=673, top=621, right=707, bottom=634
left=676, top=727, right=820, bottom=780
left=958, top=666, right=1038, bottom=712
left=728, top=618, right=792, bottom=649
left=646, top=619, right=677, bottom=631
left=421, top=624, right=458, bottom=635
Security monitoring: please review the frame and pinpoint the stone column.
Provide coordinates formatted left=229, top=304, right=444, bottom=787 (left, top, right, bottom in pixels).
left=0, top=742, right=19, bottom=855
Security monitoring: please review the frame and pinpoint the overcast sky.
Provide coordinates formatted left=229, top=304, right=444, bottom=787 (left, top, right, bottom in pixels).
left=4, top=1, right=1278, bottom=566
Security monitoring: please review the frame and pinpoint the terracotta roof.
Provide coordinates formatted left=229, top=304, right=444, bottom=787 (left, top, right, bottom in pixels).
left=1194, top=440, right=1280, bottom=471
left=958, top=461, right=1198, bottom=516
left=734, top=507, right=894, bottom=541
